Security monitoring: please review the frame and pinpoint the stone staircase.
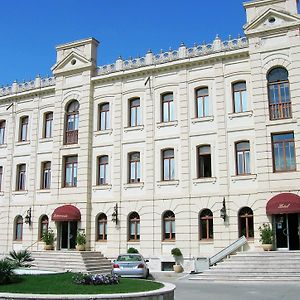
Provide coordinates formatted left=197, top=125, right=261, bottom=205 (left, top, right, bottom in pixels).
left=191, top=251, right=300, bottom=281
left=30, top=251, right=112, bottom=274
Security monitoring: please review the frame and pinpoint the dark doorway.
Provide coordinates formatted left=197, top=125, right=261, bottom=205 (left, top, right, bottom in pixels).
left=288, top=214, right=300, bottom=250
left=275, top=214, right=288, bottom=249
left=60, top=221, right=77, bottom=249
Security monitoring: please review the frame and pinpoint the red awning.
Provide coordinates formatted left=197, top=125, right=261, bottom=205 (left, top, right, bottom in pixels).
left=52, top=205, right=81, bottom=221
left=266, top=193, right=300, bottom=215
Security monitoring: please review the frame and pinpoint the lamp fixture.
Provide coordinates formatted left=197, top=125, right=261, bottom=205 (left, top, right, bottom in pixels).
left=24, top=208, right=32, bottom=225
left=220, top=198, right=227, bottom=221
left=112, top=203, right=118, bottom=225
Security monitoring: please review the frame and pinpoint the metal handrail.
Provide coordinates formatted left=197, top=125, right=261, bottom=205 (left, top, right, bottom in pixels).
left=209, top=235, right=247, bottom=266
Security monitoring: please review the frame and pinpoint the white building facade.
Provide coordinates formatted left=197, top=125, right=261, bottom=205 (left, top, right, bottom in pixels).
left=0, top=0, right=300, bottom=271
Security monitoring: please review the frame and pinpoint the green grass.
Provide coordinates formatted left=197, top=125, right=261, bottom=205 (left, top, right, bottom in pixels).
left=0, top=273, right=163, bottom=295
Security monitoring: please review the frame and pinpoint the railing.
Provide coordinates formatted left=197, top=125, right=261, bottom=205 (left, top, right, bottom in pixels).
left=65, top=130, right=78, bottom=144
left=269, top=102, right=292, bottom=120
left=209, top=235, right=247, bottom=266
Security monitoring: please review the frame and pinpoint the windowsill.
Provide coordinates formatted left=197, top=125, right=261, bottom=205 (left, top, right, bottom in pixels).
left=228, top=110, right=253, bottom=119
left=161, top=240, right=176, bottom=244
left=231, top=174, right=257, bottom=182
left=39, top=137, right=53, bottom=143
left=13, top=241, right=22, bottom=244
left=199, top=240, right=214, bottom=244
left=94, top=129, right=113, bottom=136
left=95, top=240, right=108, bottom=243
left=273, top=169, right=297, bottom=174
left=192, top=177, right=217, bottom=185
left=62, top=186, right=77, bottom=189
left=157, top=120, right=178, bottom=128
left=36, top=189, right=51, bottom=194
left=128, top=240, right=140, bottom=243
left=60, top=144, right=80, bottom=150
left=191, top=116, right=214, bottom=124
left=266, top=118, right=297, bottom=126
left=16, top=141, right=30, bottom=146
left=93, top=184, right=112, bottom=191
left=0, top=143, right=7, bottom=148
left=124, top=125, right=144, bottom=132
left=12, top=190, right=28, bottom=195
left=157, top=180, right=179, bottom=187
left=124, top=182, right=144, bottom=190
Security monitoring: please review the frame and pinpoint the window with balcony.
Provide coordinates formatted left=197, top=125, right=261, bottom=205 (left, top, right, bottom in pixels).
left=65, top=101, right=79, bottom=144
left=128, top=152, right=141, bottom=183
left=272, top=132, right=296, bottom=172
left=129, top=98, right=141, bottom=127
left=199, top=209, right=213, bottom=240
left=19, top=116, right=29, bottom=142
left=162, top=149, right=175, bottom=181
left=232, top=82, right=248, bottom=113
left=64, top=156, right=78, bottom=187
left=163, top=210, right=175, bottom=241
left=239, top=207, right=254, bottom=240
left=235, top=141, right=250, bottom=175
left=268, top=67, right=291, bottom=120
left=0, top=120, right=5, bottom=145
left=41, top=161, right=51, bottom=189
left=161, top=93, right=174, bottom=122
left=97, top=155, right=109, bottom=185
left=97, top=213, right=107, bottom=241
left=128, top=212, right=140, bottom=241
left=196, top=87, right=209, bottom=118
left=16, top=164, right=26, bottom=191
left=15, top=216, right=23, bottom=241
left=197, top=145, right=212, bottom=178
left=44, top=112, right=53, bottom=138
left=99, top=103, right=110, bottom=131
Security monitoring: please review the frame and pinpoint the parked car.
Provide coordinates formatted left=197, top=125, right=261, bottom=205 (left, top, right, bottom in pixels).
left=112, top=253, right=149, bottom=279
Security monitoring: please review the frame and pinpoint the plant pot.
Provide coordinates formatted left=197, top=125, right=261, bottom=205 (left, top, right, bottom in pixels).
left=262, top=244, right=272, bottom=251
left=44, top=244, right=54, bottom=250
left=173, top=264, right=183, bottom=273
left=76, top=244, right=85, bottom=251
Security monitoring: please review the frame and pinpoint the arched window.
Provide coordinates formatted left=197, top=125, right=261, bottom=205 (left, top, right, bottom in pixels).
left=232, top=81, right=247, bottom=113
left=196, top=87, right=209, bottom=118
left=19, top=116, right=29, bottom=142
left=128, top=212, right=140, bottom=241
left=39, top=215, right=49, bottom=239
left=267, top=67, right=291, bottom=120
left=199, top=209, right=213, bottom=240
left=128, top=152, right=141, bottom=183
left=98, top=156, right=109, bottom=185
left=15, top=216, right=23, bottom=241
left=99, top=103, right=110, bottom=131
left=129, top=98, right=141, bottom=127
left=239, top=207, right=254, bottom=239
left=65, top=101, right=79, bottom=144
left=97, top=213, right=107, bottom=241
left=235, top=141, right=250, bottom=175
left=197, top=145, right=212, bottom=178
left=161, top=93, right=174, bottom=122
left=162, top=149, right=175, bottom=181
left=0, top=120, right=6, bottom=145
left=163, top=210, right=175, bottom=240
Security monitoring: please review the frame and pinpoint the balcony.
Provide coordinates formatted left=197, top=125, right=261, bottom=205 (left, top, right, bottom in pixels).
left=65, top=130, right=78, bottom=144
left=269, top=102, right=292, bottom=120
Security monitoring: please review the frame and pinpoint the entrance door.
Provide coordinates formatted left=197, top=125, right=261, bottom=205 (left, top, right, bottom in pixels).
left=60, top=221, right=77, bottom=250
left=275, top=214, right=288, bottom=249
left=288, top=214, right=300, bottom=250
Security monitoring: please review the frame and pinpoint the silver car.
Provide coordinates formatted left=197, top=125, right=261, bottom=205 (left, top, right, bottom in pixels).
left=112, top=254, right=149, bottom=279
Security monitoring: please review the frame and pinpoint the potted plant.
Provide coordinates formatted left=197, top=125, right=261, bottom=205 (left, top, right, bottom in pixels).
left=41, top=229, right=55, bottom=250
left=171, top=247, right=184, bottom=273
left=76, top=230, right=86, bottom=251
left=259, top=223, right=273, bottom=251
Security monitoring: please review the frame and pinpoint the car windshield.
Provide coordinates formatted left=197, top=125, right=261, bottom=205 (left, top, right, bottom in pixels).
left=117, top=255, right=142, bottom=262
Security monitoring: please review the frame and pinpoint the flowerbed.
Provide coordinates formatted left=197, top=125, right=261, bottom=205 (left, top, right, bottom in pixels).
left=73, top=273, right=120, bottom=285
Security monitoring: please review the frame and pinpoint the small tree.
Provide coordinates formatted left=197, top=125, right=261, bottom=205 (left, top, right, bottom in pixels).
left=76, top=231, right=86, bottom=246
left=259, top=223, right=273, bottom=244
left=127, top=247, right=139, bottom=254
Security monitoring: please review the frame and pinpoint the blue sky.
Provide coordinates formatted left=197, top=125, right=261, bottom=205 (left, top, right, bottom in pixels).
left=0, top=1, right=268, bottom=85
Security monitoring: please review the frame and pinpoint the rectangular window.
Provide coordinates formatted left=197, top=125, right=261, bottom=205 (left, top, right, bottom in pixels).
left=19, top=116, right=29, bottom=142
left=163, top=149, right=175, bottom=181
left=44, top=112, right=53, bottom=138
left=0, top=166, right=2, bottom=191
left=196, top=88, right=209, bottom=118
left=129, top=152, right=141, bottom=183
left=233, top=82, right=248, bottom=113
left=129, top=98, right=141, bottom=127
left=198, top=146, right=212, bottom=178
left=272, top=132, right=296, bottom=172
left=41, top=162, right=51, bottom=189
left=162, top=93, right=174, bottom=122
left=236, top=142, right=251, bottom=175
left=99, top=103, right=110, bottom=131
left=64, top=156, right=78, bottom=187
left=16, top=164, right=26, bottom=191
left=98, top=156, right=108, bottom=185
left=0, top=120, right=5, bottom=145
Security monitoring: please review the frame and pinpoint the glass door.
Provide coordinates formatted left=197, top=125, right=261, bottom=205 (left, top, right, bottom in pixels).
left=275, top=214, right=288, bottom=249
left=60, top=221, right=77, bottom=250
left=288, top=214, right=300, bottom=250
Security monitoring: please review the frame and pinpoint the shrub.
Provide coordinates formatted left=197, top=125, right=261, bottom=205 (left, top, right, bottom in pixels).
left=127, top=247, right=139, bottom=254
left=171, top=248, right=182, bottom=257
left=259, top=223, right=273, bottom=244
left=0, top=259, right=17, bottom=284
left=41, top=229, right=55, bottom=245
left=73, top=273, right=119, bottom=285
left=76, top=231, right=86, bottom=245
left=7, top=250, right=34, bottom=268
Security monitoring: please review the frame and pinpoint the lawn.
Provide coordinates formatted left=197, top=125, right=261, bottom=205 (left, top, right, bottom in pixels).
left=0, top=273, right=163, bottom=294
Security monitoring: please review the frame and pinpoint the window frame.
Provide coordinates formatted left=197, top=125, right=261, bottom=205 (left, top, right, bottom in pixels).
left=232, top=81, right=247, bottom=113
left=19, top=116, right=29, bottom=142
left=197, top=145, right=212, bottom=178
left=235, top=141, right=251, bottom=175
left=0, top=166, right=2, bottom=191
left=97, top=155, right=109, bottom=185
left=195, top=87, right=209, bottom=118
left=199, top=209, right=214, bottom=240
left=0, top=120, right=6, bottom=145
left=162, top=149, right=175, bottom=181
left=44, top=112, right=53, bottom=139
left=128, top=152, right=141, bottom=183
left=16, top=164, right=26, bottom=191
left=161, top=93, right=174, bottom=123
left=99, top=103, right=110, bottom=131
left=128, top=212, right=140, bottom=241
left=97, top=213, right=108, bottom=241
left=65, top=101, right=79, bottom=145
left=238, top=207, right=254, bottom=240
left=41, top=161, right=51, bottom=189
left=162, top=210, right=175, bottom=241
left=15, top=216, right=23, bottom=241
left=129, top=98, right=141, bottom=127
left=64, top=156, right=78, bottom=187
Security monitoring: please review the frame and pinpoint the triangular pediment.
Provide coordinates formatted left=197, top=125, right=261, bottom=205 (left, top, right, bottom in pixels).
left=244, top=8, right=300, bottom=35
left=51, top=50, right=93, bottom=75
